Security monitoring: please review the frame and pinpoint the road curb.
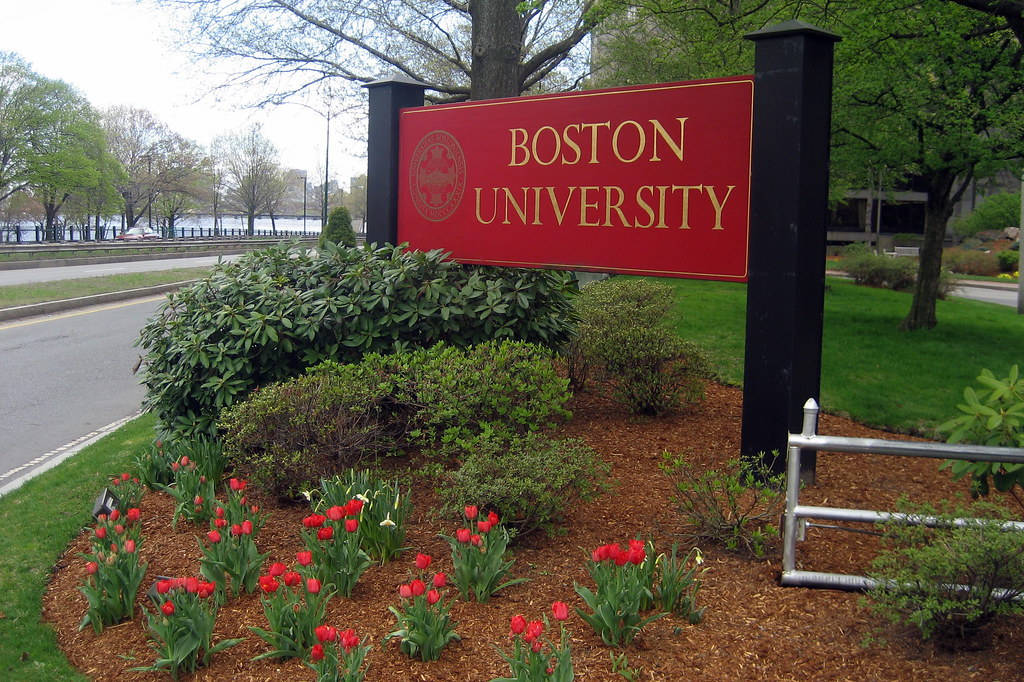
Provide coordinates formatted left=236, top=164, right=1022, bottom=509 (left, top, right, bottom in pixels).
left=0, top=280, right=196, bottom=322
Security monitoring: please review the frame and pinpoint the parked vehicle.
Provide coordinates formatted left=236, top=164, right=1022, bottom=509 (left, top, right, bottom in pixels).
left=116, top=227, right=162, bottom=241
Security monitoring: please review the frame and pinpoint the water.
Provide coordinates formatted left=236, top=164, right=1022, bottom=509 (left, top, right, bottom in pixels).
left=0, top=215, right=334, bottom=243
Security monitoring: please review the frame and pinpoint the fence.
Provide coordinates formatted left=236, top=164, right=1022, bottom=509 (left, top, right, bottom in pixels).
left=781, top=398, right=1024, bottom=591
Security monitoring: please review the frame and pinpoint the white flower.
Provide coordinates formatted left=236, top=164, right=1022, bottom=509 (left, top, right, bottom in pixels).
left=379, top=515, right=396, bottom=528
left=694, top=549, right=704, bottom=566
left=300, top=489, right=313, bottom=502
left=356, top=493, right=370, bottom=503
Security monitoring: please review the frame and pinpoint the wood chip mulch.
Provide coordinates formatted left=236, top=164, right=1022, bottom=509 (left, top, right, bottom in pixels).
left=42, top=381, right=1024, bottom=681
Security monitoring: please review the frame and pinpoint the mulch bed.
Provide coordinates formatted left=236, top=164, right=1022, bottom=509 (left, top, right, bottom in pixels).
left=43, top=381, right=1024, bottom=680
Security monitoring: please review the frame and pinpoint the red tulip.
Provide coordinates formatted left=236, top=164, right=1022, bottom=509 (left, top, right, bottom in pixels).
left=477, top=520, right=492, bottom=533
left=488, top=510, right=499, bottom=526
left=214, top=518, right=227, bottom=528
left=124, top=539, right=136, bottom=554
left=198, top=582, right=215, bottom=599
left=85, top=561, right=98, bottom=575
left=410, top=579, right=425, bottom=596
left=399, top=583, right=413, bottom=598
left=470, top=534, right=482, bottom=547
left=524, top=620, right=544, bottom=643
left=426, top=589, right=441, bottom=605
left=121, top=472, right=131, bottom=481
left=126, top=508, right=141, bottom=522
left=552, top=601, right=569, bottom=621
left=268, top=562, right=287, bottom=577
left=180, top=455, right=190, bottom=466
left=215, top=506, right=225, bottom=518
left=317, top=526, right=333, bottom=541
left=344, top=518, right=358, bottom=533
left=326, top=505, right=346, bottom=521
left=259, top=575, right=280, bottom=594
left=303, top=514, right=326, bottom=528
left=94, top=526, right=107, bottom=540
left=433, top=572, right=447, bottom=588
left=193, top=495, right=203, bottom=505
left=310, top=643, right=324, bottom=662
left=184, top=577, right=199, bottom=593
left=531, top=640, right=543, bottom=653
left=230, top=524, right=242, bottom=536
left=156, top=579, right=172, bottom=594
left=284, top=571, right=302, bottom=587
left=109, top=509, right=120, bottom=522
left=341, top=629, right=360, bottom=652
left=114, top=524, right=125, bottom=535
left=306, top=578, right=322, bottom=594
left=415, top=553, right=432, bottom=570
left=161, top=600, right=175, bottom=616
left=241, top=519, right=253, bottom=535
left=229, top=477, right=246, bottom=492
left=207, top=530, right=221, bottom=544
left=347, top=498, right=364, bottom=515
left=296, top=550, right=313, bottom=566
left=315, top=624, right=338, bottom=643
left=456, top=528, right=471, bottom=543
left=510, top=614, right=527, bottom=634
left=464, top=505, right=478, bottom=520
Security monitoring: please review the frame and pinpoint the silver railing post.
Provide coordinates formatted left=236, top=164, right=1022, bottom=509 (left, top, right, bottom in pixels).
left=784, top=398, right=819, bottom=576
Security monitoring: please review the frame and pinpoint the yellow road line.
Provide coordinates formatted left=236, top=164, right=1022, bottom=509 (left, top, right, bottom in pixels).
left=0, top=295, right=165, bottom=331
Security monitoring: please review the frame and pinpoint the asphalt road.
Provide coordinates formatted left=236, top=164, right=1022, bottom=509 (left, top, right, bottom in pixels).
left=953, top=282, right=1018, bottom=307
left=0, top=297, right=162, bottom=491
left=0, top=254, right=238, bottom=286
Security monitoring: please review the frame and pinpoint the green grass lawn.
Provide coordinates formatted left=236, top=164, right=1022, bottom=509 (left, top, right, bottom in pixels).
left=0, top=414, right=156, bottom=681
left=0, top=268, right=210, bottom=308
left=665, top=276, right=1024, bottom=434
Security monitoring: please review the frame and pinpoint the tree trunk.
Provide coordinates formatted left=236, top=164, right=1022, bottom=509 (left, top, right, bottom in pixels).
left=469, top=0, right=524, bottom=100
left=901, top=172, right=957, bottom=330
left=247, top=212, right=255, bottom=235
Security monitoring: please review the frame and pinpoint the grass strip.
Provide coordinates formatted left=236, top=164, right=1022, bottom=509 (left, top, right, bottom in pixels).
left=0, top=268, right=211, bottom=308
left=664, top=276, right=1024, bottom=434
left=0, top=413, right=155, bottom=681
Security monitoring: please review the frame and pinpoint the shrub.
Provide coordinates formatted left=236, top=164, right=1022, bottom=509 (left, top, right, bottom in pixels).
left=943, top=248, right=1001, bottom=276
left=569, top=278, right=708, bottom=415
left=938, top=366, right=1024, bottom=499
left=892, top=233, right=924, bottom=247
left=138, top=242, right=577, bottom=439
left=998, top=249, right=1019, bottom=273
left=950, top=192, right=1020, bottom=238
left=841, top=249, right=917, bottom=290
left=866, top=500, right=1024, bottom=648
left=661, top=454, right=785, bottom=558
left=219, top=367, right=396, bottom=501
left=440, top=431, right=608, bottom=537
left=319, top=206, right=356, bottom=248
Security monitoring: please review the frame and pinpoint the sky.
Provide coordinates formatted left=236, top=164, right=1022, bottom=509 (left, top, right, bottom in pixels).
left=1, top=0, right=367, bottom=188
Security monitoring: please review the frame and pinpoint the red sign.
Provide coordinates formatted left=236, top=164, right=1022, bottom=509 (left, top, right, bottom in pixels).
left=398, top=76, right=753, bottom=281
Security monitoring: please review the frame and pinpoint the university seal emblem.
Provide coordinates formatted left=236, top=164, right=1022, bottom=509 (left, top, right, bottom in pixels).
left=409, top=130, right=466, bottom=222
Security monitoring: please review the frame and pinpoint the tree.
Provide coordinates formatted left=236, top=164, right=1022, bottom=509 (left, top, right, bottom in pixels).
left=218, top=125, right=282, bottom=235
left=319, top=205, right=356, bottom=247
left=343, top=174, right=367, bottom=232
left=946, top=0, right=1024, bottom=43
left=150, top=0, right=603, bottom=101
left=596, top=0, right=1024, bottom=330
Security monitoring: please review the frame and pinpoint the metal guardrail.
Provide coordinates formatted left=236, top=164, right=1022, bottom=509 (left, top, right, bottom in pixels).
left=782, top=398, right=1024, bottom=592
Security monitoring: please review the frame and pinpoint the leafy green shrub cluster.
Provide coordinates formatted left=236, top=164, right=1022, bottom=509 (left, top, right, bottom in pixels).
left=944, top=248, right=1001, bottom=276
left=840, top=246, right=956, bottom=296
left=939, top=365, right=1024, bottom=499
left=660, top=454, right=785, bottom=558
left=997, top=249, right=1019, bottom=273
left=138, top=242, right=577, bottom=438
left=218, top=340, right=573, bottom=501
left=439, top=430, right=608, bottom=537
left=568, top=277, right=707, bottom=416
left=866, top=500, right=1024, bottom=648
left=318, top=206, right=356, bottom=248
left=950, top=192, right=1020, bottom=238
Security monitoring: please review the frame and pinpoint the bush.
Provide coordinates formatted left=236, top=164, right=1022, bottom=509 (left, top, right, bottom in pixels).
left=938, top=365, right=1024, bottom=499
left=943, top=248, right=1001, bottom=276
left=660, top=454, right=785, bottom=558
left=569, top=278, right=708, bottom=415
left=866, top=500, right=1024, bottom=648
left=440, top=430, right=609, bottom=537
left=138, top=242, right=577, bottom=438
left=319, top=206, right=356, bottom=248
left=840, top=250, right=917, bottom=290
left=998, top=249, right=1019, bottom=273
left=950, top=192, right=1020, bottom=239
left=219, top=341, right=574, bottom=501
left=219, top=366, right=398, bottom=500
left=892, top=233, right=924, bottom=247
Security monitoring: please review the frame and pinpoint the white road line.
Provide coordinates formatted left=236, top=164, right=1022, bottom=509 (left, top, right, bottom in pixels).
left=0, top=412, right=143, bottom=497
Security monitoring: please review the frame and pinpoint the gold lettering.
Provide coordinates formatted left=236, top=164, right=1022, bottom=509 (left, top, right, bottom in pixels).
left=474, top=187, right=498, bottom=224
left=509, top=128, right=529, bottom=166
left=612, top=120, right=646, bottom=163
left=531, top=187, right=543, bottom=225
left=579, top=186, right=600, bottom=226
left=579, top=122, right=611, bottom=164
left=502, top=187, right=529, bottom=224
left=649, top=117, right=687, bottom=162
left=604, top=186, right=628, bottom=227
left=546, top=186, right=576, bottom=225
left=561, top=124, right=582, bottom=165
left=671, top=184, right=703, bottom=229
left=531, top=126, right=561, bottom=166
left=635, top=186, right=656, bottom=228
left=705, top=185, right=736, bottom=230
left=654, top=185, right=670, bottom=228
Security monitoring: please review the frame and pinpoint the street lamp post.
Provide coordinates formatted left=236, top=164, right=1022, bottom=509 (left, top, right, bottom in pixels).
left=323, top=111, right=331, bottom=229
left=302, top=172, right=307, bottom=233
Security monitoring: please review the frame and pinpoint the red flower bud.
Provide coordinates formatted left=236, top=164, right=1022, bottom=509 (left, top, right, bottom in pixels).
left=415, top=553, right=432, bottom=570
left=180, top=455, right=190, bottom=466
left=306, top=578, right=321, bottom=594
left=161, top=600, right=175, bottom=616
left=114, top=524, right=125, bottom=535
left=284, top=571, right=302, bottom=587
left=85, top=561, right=98, bottom=575
left=268, top=562, right=287, bottom=577
left=215, top=506, right=225, bottom=518
left=433, top=572, right=447, bottom=588
left=471, top=534, right=482, bottom=547
left=456, top=528, right=471, bottom=543
left=193, top=495, right=203, bottom=505
left=229, top=477, right=246, bottom=492
left=510, top=614, right=526, bottom=634
left=121, top=472, right=131, bottom=481
left=344, top=518, right=358, bottom=533
left=241, top=519, right=253, bottom=535
left=258, top=575, right=280, bottom=594
left=426, top=588, right=441, bottom=605
left=552, top=601, right=569, bottom=621
left=410, top=579, right=425, bottom=596
left=310, top=643, right=324, bottom=662
left=347, top=498, right=364, bottom=515
left=124, top=539, right=136, bottom=554
left=214, top=518, right=227, bottom=528
left=477, top=520, right=492, bottom=533
left=531, top=640, right=543, bottom=653
left=109, top=509, right=120, bottom=522
left=126, top=508, right=141, bottom=522
left=399, top=583, right=412, bottom=598
left=315, top=624, right=337, bottom=643
left=317, top=526, right=333, bottom=541
left=296, top=550, right=313, bottom=566
left=464, top=505, right=478, bottom=520
left=326, top=505, right=345, bottom=521
left=488, top=510, right=499, bottom=526
left=230, top=524, right=242, bottom=536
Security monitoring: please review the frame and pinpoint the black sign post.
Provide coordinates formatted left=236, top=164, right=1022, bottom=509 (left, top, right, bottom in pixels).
left=740, top=21, right=839, bottom=482
left=364, top=76, right=427, bottom=246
